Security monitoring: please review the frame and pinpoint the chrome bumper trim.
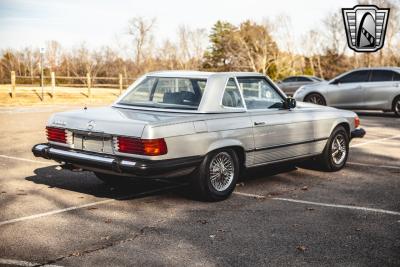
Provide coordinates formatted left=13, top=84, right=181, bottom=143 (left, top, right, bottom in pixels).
left=32, top=143, right=202, bottom=178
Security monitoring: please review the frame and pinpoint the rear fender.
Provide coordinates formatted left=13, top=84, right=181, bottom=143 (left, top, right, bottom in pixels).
left=206, top=139, right=245, bottom=154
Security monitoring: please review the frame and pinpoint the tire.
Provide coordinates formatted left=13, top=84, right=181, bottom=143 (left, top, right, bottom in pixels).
left=94, top=172, right=132, bottom=186
left=304, top=93, right=327, bottom=106
left=393, top=96, right=400, bottom=117
left=191, top=149, right=240, bottom=202
left=318, top=126, right=349, bottom=171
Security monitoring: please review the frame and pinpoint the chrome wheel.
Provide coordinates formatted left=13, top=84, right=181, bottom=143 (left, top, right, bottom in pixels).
left=305, top=94, right=326, bottom=105
left=331, top=133, right=347, bottom=165
left=209, top=152, right=235, bottom=192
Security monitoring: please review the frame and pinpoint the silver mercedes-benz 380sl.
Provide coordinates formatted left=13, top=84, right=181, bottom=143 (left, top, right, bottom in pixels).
left=32, top=71, right=365, bottom=201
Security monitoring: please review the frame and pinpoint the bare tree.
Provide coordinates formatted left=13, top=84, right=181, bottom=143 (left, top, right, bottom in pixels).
left=157, top=40, right=178, bottom=69
left=266, top=16, right=297, bottom=78
left=301, top=30, right=325, bottom=78
left=45, top=40, right=62, bottom=72
left=22, top=47, right=39, bottom=82
left=127, top=17, right=156, bottom=68
left=323, top=12, right=347, bottom=56
left=177, top=25, right=208, bottom=69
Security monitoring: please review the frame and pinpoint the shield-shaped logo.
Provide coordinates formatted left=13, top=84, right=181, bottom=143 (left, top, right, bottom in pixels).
left=342, top=5, right=390, bottom=52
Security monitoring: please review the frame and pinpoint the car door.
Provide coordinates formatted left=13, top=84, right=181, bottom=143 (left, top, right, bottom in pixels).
left=237, top=77, right=325, bottom=166
left=362, top=70, right=398, bottom=109
left=328, top=70, right=370, bottom=108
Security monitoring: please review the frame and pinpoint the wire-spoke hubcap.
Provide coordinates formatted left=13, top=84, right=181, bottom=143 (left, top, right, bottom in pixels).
left=209, top=152, right=235, bottom=192
left=307, top=95, right=325, bottom=105
left=331, top=134, right=347, bottom=165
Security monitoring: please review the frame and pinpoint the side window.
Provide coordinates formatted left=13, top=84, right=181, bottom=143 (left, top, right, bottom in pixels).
left=222, top=78, right=244, bottom=108
left=297, top=77, right=312, bottom=82
left=283, top=77, right=296, bottom=83
left=393, top=72, right=400, bottom=81
left=337, top=70, right=370, bottom=83
left=237, top=77, right=284, bottom=110
left=370, top=70, right=394, bottom=82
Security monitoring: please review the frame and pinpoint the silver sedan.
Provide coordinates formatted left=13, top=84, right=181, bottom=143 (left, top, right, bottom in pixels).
left=293, top=67, right=400, bottom=117
left=277, top=75, right=323, bottom=96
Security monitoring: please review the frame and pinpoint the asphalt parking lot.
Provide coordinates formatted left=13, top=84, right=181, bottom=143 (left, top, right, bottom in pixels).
left=0, top=106, right=399, bottom=267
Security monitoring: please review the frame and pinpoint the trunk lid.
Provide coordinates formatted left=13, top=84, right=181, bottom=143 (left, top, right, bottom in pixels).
left=47, top=106, right=197, bottom=155
left=48, top=106, right=195, bottom=137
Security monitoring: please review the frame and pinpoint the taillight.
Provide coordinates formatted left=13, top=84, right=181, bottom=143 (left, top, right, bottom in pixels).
left=115, top=136, right=167, bottom=156
left=354, top=117, right=360, bottom=128
left=46, top=127, right=67, bottom=143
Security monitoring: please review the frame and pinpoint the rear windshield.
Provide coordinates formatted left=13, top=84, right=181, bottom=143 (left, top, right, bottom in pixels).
left=118, top=77, right=206, bottom=110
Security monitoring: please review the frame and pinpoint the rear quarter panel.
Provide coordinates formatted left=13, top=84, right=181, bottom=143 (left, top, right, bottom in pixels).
left=141, top=114, right=254, bottom=164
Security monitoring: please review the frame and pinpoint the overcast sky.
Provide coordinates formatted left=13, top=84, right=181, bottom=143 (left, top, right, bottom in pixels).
left=0, top=0, right=358, bottom=51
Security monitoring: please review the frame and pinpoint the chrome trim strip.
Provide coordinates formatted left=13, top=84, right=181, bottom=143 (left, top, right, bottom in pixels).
left=246, top=137, right=329, bottom=152
left=49, top=148, right=115, bottom=164
left=249, top=152, right=321, bottom=168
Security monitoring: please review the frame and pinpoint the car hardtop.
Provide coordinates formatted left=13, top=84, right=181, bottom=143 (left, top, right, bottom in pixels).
left=113, top=71, right=285, bottom=114
left=144, top=70, right=264, bottom=79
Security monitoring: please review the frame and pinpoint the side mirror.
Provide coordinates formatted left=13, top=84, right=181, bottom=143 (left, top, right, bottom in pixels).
left=331, top=79, right=340, bottom=85
left=285, top=97, right=296, bottom=109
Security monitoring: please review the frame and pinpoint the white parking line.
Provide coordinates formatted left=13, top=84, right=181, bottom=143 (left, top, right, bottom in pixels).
left=0, top=258, right=63, bottom=267
left=233, top=192, right=400, bottom=216
left=350, top=134, right=400, bottom=147
left=0, top=184, right=183, bottom=226
left=0, top=154, right=49, bottom=165
left=233, top=191, right=266, bottom=199
left=348, top=161, right=400, bottom=170
left=273, top=198, right=400, bottom=216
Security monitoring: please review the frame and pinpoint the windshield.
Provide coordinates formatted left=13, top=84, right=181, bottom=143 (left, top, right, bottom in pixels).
left=118, top=77, right=206, bottom=110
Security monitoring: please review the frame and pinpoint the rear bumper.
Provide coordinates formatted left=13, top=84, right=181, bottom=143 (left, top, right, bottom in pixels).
left=32, top=143, right=203, bottom=179
left=351, top=128, right=366, bottom=139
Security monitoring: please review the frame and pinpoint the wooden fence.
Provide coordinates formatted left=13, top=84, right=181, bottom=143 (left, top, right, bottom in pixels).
left=8, top=71, right=137, bottom=100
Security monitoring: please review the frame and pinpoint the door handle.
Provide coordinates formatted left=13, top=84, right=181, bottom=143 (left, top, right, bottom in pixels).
left=254, top=121, right=266, bottom=126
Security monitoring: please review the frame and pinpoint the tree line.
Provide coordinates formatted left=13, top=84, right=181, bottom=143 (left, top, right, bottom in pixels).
left=1, top=0, right=399, bottom=85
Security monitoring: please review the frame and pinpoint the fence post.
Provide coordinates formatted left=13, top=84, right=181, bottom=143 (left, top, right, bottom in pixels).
left=119, top=74, right=123, bottom=96
left=11, top=71, right=16, bottom=98
left=86, top=73, right=91, bottom=98
left=51, top=72, right=55, bottom=98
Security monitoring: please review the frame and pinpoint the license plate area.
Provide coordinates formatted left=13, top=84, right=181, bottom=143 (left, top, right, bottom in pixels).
left=83, top=136, right=105, bottom=152
left=73, top=132, right=114, bottom=154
